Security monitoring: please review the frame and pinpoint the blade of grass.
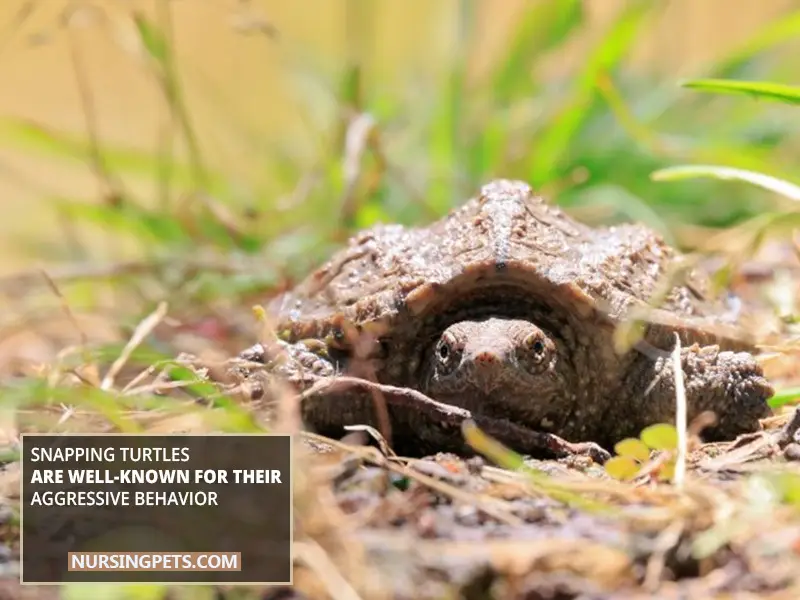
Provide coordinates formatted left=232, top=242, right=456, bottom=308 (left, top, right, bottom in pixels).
left=528, top=0, right=656, bottom=187
left=53, top=198, right=193, bottom=246
left=490, top=0, right=584, bottom=102
left=681, top=79, right=800, bottom=106
left=462, top=421, right=615, bottom=514
left=768, top=387, right=800, bottom=409
left=427, top=0, right=475, bottom=212
left=652, top=165, right=800, bottom=202
left=707, top=9, right=800, bottom=79
left=133, top=11, right=208, bottom=191
left=12, top=381, right=143, bottom=433
left=465, top=1, right=583, bottom=183
left=597, top=75, right=800, bottom=187
left=0, top=119, right=228, bottom=194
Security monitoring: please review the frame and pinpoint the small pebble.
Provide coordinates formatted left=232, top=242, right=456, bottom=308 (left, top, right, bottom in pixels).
left=783, top=442, right=800, bottom=462
left=455, top=504, right=481, bottom=527
left=465, top=456, right=485, bottom=475
left=411, top=460, right=467, bottom=486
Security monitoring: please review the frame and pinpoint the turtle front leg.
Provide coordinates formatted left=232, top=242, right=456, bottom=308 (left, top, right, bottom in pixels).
left=238, top=340, right=336, bottom=381
left=617, top=343, right=774, bottom=443
left=236, top=341, right=462, bottom=452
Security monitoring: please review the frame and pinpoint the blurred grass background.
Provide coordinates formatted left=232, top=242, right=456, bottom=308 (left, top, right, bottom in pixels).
left=1, top=0, right=800, bottom=358
left=4, top=4, right=800, bottom=596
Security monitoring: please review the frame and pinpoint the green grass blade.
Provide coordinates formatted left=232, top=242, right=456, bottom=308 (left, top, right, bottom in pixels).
left=490, top=0, right=584, bottom=101
left=528, top=0, right=655, bottom=187
left=133, top=11, right=207, bottom=190
left=768, top=387, right=800, bottom=409
left=681, top=79, right=800, bottom=106
left=54, top=198, right=193, bottom=246
left=707, top=10, right=800, bottom=79
left=428, top=0, right=475, bottom=211
left=651, top=165, right=800, bottom=202
left=0, top=119, right=229, bottom=194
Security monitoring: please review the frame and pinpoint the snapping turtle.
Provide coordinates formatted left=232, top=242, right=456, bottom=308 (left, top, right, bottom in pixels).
left=241, top=180, right=773, bottom=459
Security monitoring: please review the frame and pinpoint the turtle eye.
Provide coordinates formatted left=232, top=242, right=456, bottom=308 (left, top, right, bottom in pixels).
left=437, top=339, right=451, bottom=361
left=524, top=333, right=549, bottom=364
left=435, top=332, right=459, bottom=367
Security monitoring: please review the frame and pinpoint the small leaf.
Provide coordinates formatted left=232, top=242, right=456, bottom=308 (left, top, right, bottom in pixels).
left=681, top=78, right=800, bottom=106
left=640, top=423, right=679, bottom=450
left=390, top=474, right=410, bottom=491
left=604, top=455, right=640, bottom=481
left=614, top=437, right=650, bottom=462
left=768, top=387, right=800, bottom=409
left=657, top=461, right=676, bottom=482
left=774, top=473, right=800, bottom=506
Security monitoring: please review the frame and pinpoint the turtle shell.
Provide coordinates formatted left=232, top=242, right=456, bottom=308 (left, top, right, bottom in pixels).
left=269, top=180, right=756, bottom=385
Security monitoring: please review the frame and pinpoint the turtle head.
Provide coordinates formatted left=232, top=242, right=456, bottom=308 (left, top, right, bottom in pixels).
left=423, top=317, right=565, bottom=412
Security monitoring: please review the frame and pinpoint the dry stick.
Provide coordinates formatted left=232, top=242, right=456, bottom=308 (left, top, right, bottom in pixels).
left=122, top=379, right=202, bottom=397
left=348, top=344, right=394, bottom=455
left=39, top=270, right=89, bottom=351
left=643, top=519, right=685, bottom=592
left=642, top=336, right=689, bottom=589
left=382, top=460, right=524, bottom=527
left=100, top=302, right=168, bottom=391
left=339, top=112, right=375, bottom=221
left=120, top=364, right=159, bottom=395
left=299, top=431, right=524, bottom=527
left=62, top=3, right=127, bottom=208
left=300, top=376, right=468, bottom=415
left=39, top=270, right=100, bottom=387
left=698, top=408, right=796, bottom=471
left=672, top=333, right=687, bottom=489
left=302, top=374, right=608, bottom=464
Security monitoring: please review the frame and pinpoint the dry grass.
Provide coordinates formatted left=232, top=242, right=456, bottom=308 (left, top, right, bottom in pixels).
left=2, top=262, right=800, bottom=599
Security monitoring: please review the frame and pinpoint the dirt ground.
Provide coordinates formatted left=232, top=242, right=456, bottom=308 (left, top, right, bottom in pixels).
left=2, top=244, right=800, bottom=599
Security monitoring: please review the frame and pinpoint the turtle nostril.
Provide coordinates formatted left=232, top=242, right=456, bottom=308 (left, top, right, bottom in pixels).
left=474, top=351, right=500, bottom=366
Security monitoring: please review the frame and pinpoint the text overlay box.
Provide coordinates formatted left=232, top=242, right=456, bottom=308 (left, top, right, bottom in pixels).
left=21, top=434, right=292, bottom=585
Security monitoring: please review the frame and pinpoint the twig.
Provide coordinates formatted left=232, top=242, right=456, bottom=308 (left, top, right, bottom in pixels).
left=298, top=431, right=523, bottom=527
left=644, top=519, right=685, bottom=591
left=39, top=270, right=88, bottom=350
left=672, top=333, right=687, bottom=489
left=62, top=3, right=125, bottom=202
left=40, top=270, right=99, bottom=386
left=120, top=364, right=159, bottom=394
left=339, top=112, right=375, bottom=223
left=100, top=302, right=168, bottom=390
left=122, top=379, right=203, bottom=397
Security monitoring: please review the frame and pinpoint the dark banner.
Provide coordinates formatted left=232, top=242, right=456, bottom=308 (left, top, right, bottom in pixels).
left=21, top=434, right=292, bottom=585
